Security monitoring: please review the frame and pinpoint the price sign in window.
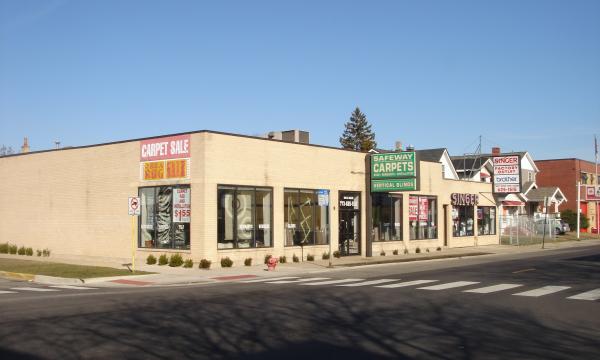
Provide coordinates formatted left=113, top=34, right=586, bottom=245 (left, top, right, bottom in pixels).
left=173, top=188, right=191, bottom=223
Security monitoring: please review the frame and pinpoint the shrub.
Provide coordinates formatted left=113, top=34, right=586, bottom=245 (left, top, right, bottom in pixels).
left=404, top=248, right=409, bottom=255
left=158, top=254, right=168, bottom=266
left=333, top=250, right=341, bottom=258
left=17, top=246, right=26, bottom=255
left=25, top=247, right=33, bottom=256
left=307, top=254, right=314, bottom=261
left=0, top=243, right=8, bottom=254
left=426, top=248, right=430, bottom=253
left=393, top=249, right=399, bottom=255
left=183, top=259, right=194, bottom=268
left=169, top=253, right=184, bottom=267
left=146, top=254, right=157, bottom=265
left=380, top=250, right=386, bottom=256
left=436, top=247, right=442, bottom=251
left=415, top=247, right=421, bottom=254
left=9, top=244, right=18, bottom=254
left=322, top=252, right=330, bottom=260
left=221, top=257, right=233, bottom=267
left=42, top=248, right=51, bottom=257
left=36, top=249, right=42, bottom=257
left=279, top=255, right=287, bottom=264
left=561, top=209, right=589, bottom=230
left=199, top=259, right=212, bottom=269
left=264, top=254, right=272, bottom=264
left=244, top=258, right=253, bottom=266
left=293, top=254, right=299, bottom=263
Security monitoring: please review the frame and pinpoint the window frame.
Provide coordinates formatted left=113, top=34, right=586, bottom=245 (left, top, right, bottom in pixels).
left=477, top=206, right=497, bottom=236
left=409, top=195, right=438, bottom=240
left=284, top=188, right=330, bottom=247
left=372, top=193, right=403, bottom=242
left=452, top=205, right=475, bottom=237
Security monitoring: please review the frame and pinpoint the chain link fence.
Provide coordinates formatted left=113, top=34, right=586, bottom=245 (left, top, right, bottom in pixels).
left=499, top=213, right=561, bottom=245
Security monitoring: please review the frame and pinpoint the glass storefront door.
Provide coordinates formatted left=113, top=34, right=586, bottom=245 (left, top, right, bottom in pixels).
left=339, top=192, right=361, bottom=256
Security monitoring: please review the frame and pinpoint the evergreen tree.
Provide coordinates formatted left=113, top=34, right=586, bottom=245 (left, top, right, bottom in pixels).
left=339, top=107, right=377, bottom=151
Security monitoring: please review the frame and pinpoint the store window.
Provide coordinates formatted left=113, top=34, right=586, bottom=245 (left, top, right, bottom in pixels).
left=139, top=185, right=190, bottom=249
left=409, top=195, right=437, bottom=240
left=217, top=186, right=272, bottom=249
left=372, top=193, right=402, bottom=241
left=284, top=189, right=329, bottom=246
left=452, top=206, right=474, bottom=237
left=478, top=207, right=496, bottom=235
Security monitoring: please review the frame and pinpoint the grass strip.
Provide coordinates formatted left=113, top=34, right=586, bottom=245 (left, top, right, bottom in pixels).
left=0, top=258, right=152, bottom=279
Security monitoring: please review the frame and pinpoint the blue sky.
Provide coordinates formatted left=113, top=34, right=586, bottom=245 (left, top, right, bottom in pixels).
left=1, top=0, right=599, bottom=161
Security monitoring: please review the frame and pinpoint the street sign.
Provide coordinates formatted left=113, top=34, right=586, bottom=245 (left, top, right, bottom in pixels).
left=128, top=196, right=141, bottom=216
left=317, top=189, right=330, bottom=206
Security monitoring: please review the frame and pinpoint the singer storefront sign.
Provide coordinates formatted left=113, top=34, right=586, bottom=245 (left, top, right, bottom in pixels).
left=492, top=155, right=521, bottom=193
left=140, top=135, right=191, bottom=181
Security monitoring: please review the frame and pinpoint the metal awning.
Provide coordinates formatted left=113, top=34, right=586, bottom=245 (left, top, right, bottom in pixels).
left=502, top=200, right=524, bottom=206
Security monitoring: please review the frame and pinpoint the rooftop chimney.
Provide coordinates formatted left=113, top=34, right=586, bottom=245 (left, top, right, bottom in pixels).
left=21, top=137, right=30, bottom=153
left=492, top=147, right=501, bottom=155
left=395, top=141, right=403, bottom=152
left=406, top=144, right=415, bottom=151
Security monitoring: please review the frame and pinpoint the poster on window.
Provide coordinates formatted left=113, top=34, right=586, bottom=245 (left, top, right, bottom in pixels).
left=586, top=185, right=600, bottom=201
left=172, top=188, right=191, bottom=223
left=419, top=198, right=429, bottom=223
left=409, top=197, right=418, bottom=221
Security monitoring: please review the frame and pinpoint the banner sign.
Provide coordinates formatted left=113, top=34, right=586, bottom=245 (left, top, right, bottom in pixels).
left=172, top=188, right=191, bottom=222
left=409, top=197, right=418, bottom=221
left=492, top=155, right=521, bottom=193
left=371, top=152, right=416, bottom=179
left=141, top=159, right=190, bottom=181
left=371, top=178, right=417, bottom=192
left=140, top=134, right=191, bottom=161
left=586, top=185, right=600, bottom=201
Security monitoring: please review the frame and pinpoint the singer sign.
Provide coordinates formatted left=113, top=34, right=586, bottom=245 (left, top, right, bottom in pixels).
left=492, top=155, right=521, bottom=194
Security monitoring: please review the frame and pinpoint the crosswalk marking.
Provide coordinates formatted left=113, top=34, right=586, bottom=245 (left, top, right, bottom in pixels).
left=267, top=277, right=330, bottom=284
left=240, top=276, right=300, bottom=283
left=418, top=281, right=480, bottom=290
left=10, top=287, right=59, bottom=292
left=567, top=288, right=600, bottom=301
left=0, top=290, right=17, bottom=294
left=513, top=286, right=571, bottom=297
left=337, top=279, right=400, bottom=287
left=49, top=285, right=97, bottom=290
left=300, top=279, right=364, bottom=286
left=376, top=280, right=438, bottom=288
left=464, top=284, right=523, bottom=294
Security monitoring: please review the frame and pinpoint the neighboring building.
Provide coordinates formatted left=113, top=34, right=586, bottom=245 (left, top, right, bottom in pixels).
left=0, top=130, right=499, bottom=266
left=536, top=158, right=599, bottom=233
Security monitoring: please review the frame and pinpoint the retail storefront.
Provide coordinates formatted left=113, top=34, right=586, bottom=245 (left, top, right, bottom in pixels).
left=0, top=130, right=499, bottom=265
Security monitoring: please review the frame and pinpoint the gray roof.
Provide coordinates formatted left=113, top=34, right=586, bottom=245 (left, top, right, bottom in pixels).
left=525, top=187, right=562, bottom=202
left=451, top=156, right=488, bottom=173
left=416, top=148, right=446, bottom=163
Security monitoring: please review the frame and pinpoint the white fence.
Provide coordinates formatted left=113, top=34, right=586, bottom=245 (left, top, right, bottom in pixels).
left=499, top=213, right=560, bottom=245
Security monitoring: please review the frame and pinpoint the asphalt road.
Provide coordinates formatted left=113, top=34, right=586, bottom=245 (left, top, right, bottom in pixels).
left=0, top=245, right=598, bottom=359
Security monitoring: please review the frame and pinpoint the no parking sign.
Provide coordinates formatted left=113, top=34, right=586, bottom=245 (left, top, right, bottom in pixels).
left=128, top=196, right=141, bottom=216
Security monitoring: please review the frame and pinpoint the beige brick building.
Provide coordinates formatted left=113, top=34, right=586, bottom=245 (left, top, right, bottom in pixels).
left=0, top=130, right=499, bottom=266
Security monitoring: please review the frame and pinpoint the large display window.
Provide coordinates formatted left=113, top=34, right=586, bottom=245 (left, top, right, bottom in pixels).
left=409, top=195, right=437, bottom=240
left=139, top=185, right=190, bottom=249
left=284, top=188, right=329, bottom=246
left=452, top=206, right=474, bottom=237
left=217, top=185, right=272, bottom=249
left=372, top=193, right=402, bottom=242
left=478, top=207, right=496, bottom=235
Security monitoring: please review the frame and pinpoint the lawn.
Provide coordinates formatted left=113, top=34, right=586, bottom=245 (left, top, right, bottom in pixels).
left=0, top=258, right=152, bottom=279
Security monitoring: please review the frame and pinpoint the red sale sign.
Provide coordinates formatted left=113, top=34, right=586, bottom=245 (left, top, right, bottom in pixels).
left=140, top=135, right=191, bottom=161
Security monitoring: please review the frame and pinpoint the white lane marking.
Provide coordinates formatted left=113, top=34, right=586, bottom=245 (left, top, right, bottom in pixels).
left=10, top=287, right=59, bottom=292
left=464, top=284, right=523, bottom=294
left=300, top=279, right=364, bottom=286
left=240, top=276, right=300, bottom=283
left=376, top=280, right=438, bottom=288
left=0, top=290, right=17, bottom=294
left=513, top=286, right=571, bottom=297
left=267, top=278, right=330, bottom=284
left=567, top=288, right=600, bottom=301
left=418, top=281, right=480, bottom=290
left=337, top=279, right=400, bottom=287
left=49, top=285, right=97, bottom=290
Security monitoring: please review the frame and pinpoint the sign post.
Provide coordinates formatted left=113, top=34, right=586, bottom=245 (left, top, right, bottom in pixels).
left=128, top=196, right=141, bottom=272
left=317, top=190, right=332, bottom=268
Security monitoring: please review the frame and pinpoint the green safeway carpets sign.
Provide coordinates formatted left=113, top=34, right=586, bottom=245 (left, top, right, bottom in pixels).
left=370, top=152, right=418, bottom=192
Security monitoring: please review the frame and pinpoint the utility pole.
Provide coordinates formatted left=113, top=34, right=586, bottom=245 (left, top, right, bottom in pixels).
left=577, top=181, right=581, bottom=240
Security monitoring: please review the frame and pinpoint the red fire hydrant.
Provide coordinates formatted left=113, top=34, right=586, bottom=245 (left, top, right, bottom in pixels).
left=267, top=256, right=278, bottom=271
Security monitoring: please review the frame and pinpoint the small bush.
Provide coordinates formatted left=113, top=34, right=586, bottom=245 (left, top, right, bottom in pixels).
left=322, top=252, right=330, bottom=260
left=264, top=254, right=272, bottom=264
left=436, top=247, right=442, bottom=251
left=0, top=243, right=8, bottom=254
left=169, top=253, right=184, bottom=267
left=404, top=248, right=409, bottom=255
left=393, top=249, right=399, bottom=255
left=415, top=247, right=421, bottom=254
left=293, top=254, right=299, bottom=263
left=42, top=248, right=51, bottom=257
left=36, top=249, right=42, bottom=257
left=25, top=247, right=33, bottom=256
left=183, top=259, right=194, bottom=268
left=333, top=250, right=341, bottom=258
left=221, top=257, right=233, bottom=267
left=17, top=246, right=26, bottom=255
left=158, top=254, right=168, bottom=266
left=146, top=254, right=157, bottom=265
left=9, top=244, right=18, bottom=254
left=199, top=259, right=212, bottom=269
left=380, top=250, right=386, bottom=256
left=426, top=248, right=430, bottom=253
left=279, top=255, right=287, bottom=264
left=244, top=258, right=253, bottom=266
left=307, top=254, right=314, bottom=261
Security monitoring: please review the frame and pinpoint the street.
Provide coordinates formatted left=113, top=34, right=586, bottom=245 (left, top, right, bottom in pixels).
left=1, top=245, right=599, bottom=359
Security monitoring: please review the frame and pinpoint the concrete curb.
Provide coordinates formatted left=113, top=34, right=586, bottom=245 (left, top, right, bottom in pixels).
left=34, top=275, right=84, bottom=285
left=0, top=271, right=35, bottom=282
left=334, top=252, right=493, bottom=267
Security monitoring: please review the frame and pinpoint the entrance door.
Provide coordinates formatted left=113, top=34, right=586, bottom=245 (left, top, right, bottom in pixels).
left=339, top=192, right=361, bottom=256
